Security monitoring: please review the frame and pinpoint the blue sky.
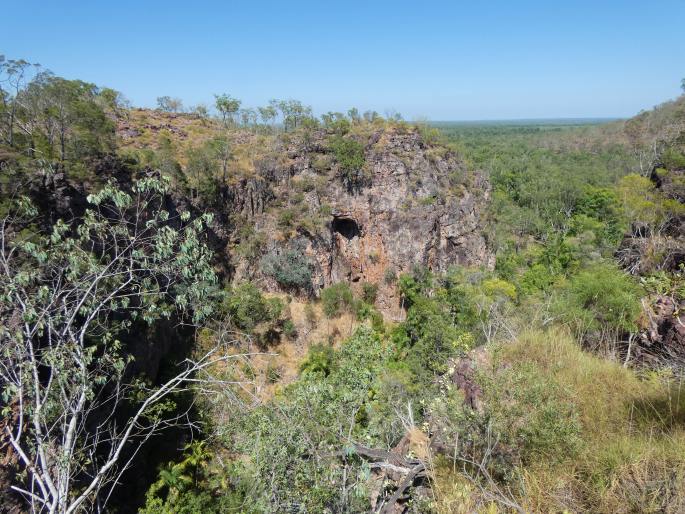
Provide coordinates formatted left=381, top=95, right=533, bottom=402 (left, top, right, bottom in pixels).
left=3, top=0, right=684, bottom=120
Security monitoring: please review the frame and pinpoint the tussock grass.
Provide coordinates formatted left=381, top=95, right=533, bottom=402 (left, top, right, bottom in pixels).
left=437, top=329, right=685, bottom=513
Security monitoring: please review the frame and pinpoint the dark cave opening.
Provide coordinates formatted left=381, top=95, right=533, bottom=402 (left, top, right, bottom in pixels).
left=332, top=216, right=360, bottom=240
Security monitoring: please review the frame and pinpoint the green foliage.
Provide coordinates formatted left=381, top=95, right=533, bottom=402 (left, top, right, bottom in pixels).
left=437, top=122, right=638, bottom=250
left=2, top=71, right=117, bottom=168
left=0, top=177, right=218, bottom=512
left=354, top=300, right=374, bottom=321
left=616, top=174, right=662, bottom=228
left=662, top=146, right=685, bottom=169
left=429, top=331, right=582, bottom=484
left=282, top=319, right=297, bottom=339
left=152, top=136, right=186, bottom=189
left=394, top=295, right=471, bottom=382
left=361, top=282, right=378, bottom=303
left=220, top=329, right=390, bottom=512
left=214, top=93, right=241, bottom=126
left=186, top=140, right=221, bottom=201
left=276, top=99, right=313, bottom=132
left=394, top=268, right=485, bottom=385
left=222, top=282, right=283, bottom=332
left=259, top=239, right=313, bottom=291
left=276, top=207, right=296, bottom=229
left=6, top=55, right=685, bottom=514
left=156, top=95, right=183, bottom=113
left=321, top=111, right=351, bottom=135
left=320, top=282, right=354, bottom=317
left=417, top=123, right=442, bottom=145
left=299, top=343, right=336, bottom=376
left=397, top=266, right=433, bottom=308
left=572, top=186, right=625, bottom=246
left=481, top=360, right=582, bottom=464
left=554, top=261, right=643, bottom=336
left=141, top=442, right=257, bottom=514
left=329, top=135, right=366, bottom=188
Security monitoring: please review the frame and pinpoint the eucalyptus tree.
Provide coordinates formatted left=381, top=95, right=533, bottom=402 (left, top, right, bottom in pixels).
left=347, top=107, right=361, bottom=123
left=156, top=96, right=183, bottom=113
left=8, top=71, right=115, bottom=162
left=214, top=93, right=241, bottom=128
left=239, top=107, right=258, bottom=129
left=0, top=176, right=235, bottom=513
left=0, top=56, right=40, bottom=147
left=36, top=74, right=91, bottom=161
left=258, top=103, right=277, bottom=130
left=277, top=99, right=313, bottom=132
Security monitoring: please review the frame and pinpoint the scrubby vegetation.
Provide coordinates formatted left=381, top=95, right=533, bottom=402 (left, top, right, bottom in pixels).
left=2, top=53, right=685, bottom=513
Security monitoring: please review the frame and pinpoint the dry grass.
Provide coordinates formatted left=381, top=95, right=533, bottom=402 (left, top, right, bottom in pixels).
left=238, top=295, right=369, bottom=400
left=434, top=328, right=685, bottom=513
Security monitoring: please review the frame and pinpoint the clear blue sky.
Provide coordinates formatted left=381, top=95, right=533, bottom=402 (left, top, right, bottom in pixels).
left=3, top=0, right=684, bottom=120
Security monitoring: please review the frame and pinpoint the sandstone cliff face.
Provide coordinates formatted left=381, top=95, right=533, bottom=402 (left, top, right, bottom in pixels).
left=229, top=127, right=493, bottom=319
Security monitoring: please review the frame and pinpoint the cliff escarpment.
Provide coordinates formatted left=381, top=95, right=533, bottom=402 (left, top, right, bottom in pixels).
left=111, top=110, right=494, bottom=319
left=222, top=126, right=493, bottom=318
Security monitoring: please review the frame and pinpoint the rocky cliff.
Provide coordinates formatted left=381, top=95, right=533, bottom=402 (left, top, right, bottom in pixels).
left=17, top=117, right=493, bottom=322
left=224, top=126, right=493, bottom=319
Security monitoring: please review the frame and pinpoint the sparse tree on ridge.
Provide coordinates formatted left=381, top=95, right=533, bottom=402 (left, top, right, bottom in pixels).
left=156, top=95, right=183, bottom=113
left=239, top=107, right=257, bottom=128
left=191, top=103, right=210, bottom=120
left=347, top=107, right=360, bottom=123
left=214, top=93, right=241, bottom=128
left=277, top=99, right=313, bottom=132
left=258, top=103, right=277, bottom=129
left=0, top=56, right=40, bottom=147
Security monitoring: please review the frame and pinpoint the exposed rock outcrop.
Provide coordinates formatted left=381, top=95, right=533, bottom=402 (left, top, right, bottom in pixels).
left=619, top=159, right=685, bottom=365
left=230, top=127, right=493, bottom=319
left=638, top=295, right=685, bottom=367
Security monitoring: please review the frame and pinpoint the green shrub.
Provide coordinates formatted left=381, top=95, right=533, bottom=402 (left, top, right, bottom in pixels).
left=260, top=239, right=313, bottom=291
left=223, top=282, right=283, bottom=332
left=141, top=445, right=258, bottom=514
left=393, top=293, right=471, bottom=382
left=330, top=136, right=366, bottom=188
left=361, top=282, right=378, bottom=304
left=221, top=329, right=389, bottom=512
left=662, top=146, right=685, bottom=169
left=320, top=282, right=354, bottom=317
left=481, top=360, right=582, bottom=465
left=519, top=262, right=558, bottom=293
left=384, top=267, right=397, bottom=284
left=299, top=343, right=336, bottom=376
left=321, top=112, right=351, bottom=135
left=555, top=261, right=642, bottom=336
left=282, top=319, right=297, bottom=339
left=354, top=301, right=373, bottom=321
left=277, top=208, right=296, bottom=229
left=370, top=310, right=385, bottom=332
